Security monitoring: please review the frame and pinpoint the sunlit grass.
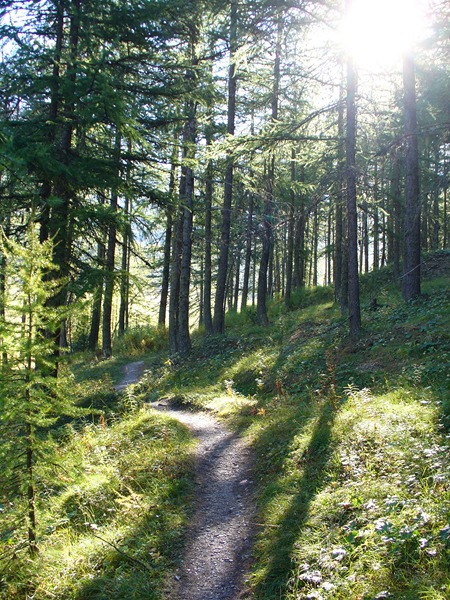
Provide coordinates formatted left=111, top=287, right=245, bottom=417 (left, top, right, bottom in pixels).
left=248, top=382, right=450, bottom=598
left=0, top=409, right=195, bottom=599
left=121, top=268, right=449, bottom=599
left=2, top=256, right=448, bottom=599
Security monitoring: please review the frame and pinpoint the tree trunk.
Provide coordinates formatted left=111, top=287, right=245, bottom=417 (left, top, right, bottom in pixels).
left=203, top=135, right=214, bottom=334
left=102, top=130, right=121, bottom=358
left=281, top=220, right=287, bottom=296
left=285, top=149, right=296, bottom=307
left=0, top=214, right=10, bottom=364
left=257, top=18, right=282, bottom=326
left=293, top=164, right=306, bottom=290
left=39, top=0, right=64, bottom=245
left=233, top=245, right=241, bottom=311
left=118, top=196, right=131, bottom=336
left=169, top=205, right=183, bottom=355
left=268, top=236, right=275, bottom=297
left=335, top=186, right=344, bottom=302
left=312, top=206, right=318, bottom=286
left=252, top=235, right=257, bottom=306
left=241, top=192, right=254, bottom=311
left=422, top=195, right=429, bottom=251
left=326, top=206, right=332, bottom=285
left=363, top=201, right=369, bottom=273
left=373, top=161, right=380, bottom=270
left=159, top=137, right=179, bottom=328
left=43, top=0, right=81, bottom=372
left=402, top=52, right=421, bottom=301
left=213, top=0, right=237, bottom=334
left=118, top=141, right=133, bottom=336
left=432, top=150, right=440, bottom=249
left=444, top=154, right=448, bottom=248
left=102, top=202, right=117, bottom=358
left=334, top=70, right=346, bottom=304
left=390, top=157, right=403, bottom=278
left=177, top=105, right=196, bottom=355
left=274, top=242, right=281, bottom=295
left=257, top=165, right=273, bottom=326
left=158, top=207, right=173, bottom=329
left=345, top=22, right=361, bottom=338
left=88, top=238, right=105, bottom=351
left=25, top=309, right=37, bottom=555
left=26, top=423, right=37, bottom=555
left=381, top=189, right=387, bottom=268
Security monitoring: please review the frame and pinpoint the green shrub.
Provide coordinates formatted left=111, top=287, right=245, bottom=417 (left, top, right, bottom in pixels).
left=113, top=325, right=168, bottom=356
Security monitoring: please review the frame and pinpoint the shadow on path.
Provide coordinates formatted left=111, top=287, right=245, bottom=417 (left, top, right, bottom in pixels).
left=154, top=405, right=256, bottom=600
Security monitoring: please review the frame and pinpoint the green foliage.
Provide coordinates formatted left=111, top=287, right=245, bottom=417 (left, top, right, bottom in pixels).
left=286, top=285, right=335, bottom=311
left=0, top=227, right=87, bottom=554
left=132, top=263, right=450, bottom=599
left=113, top=325, right=169, bottom=357
left=0, top=410, right=195, bottom=599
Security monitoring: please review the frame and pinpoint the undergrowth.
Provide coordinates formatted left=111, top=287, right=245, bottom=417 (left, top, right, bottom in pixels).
left=1, top=256, right=449, bottom=599
left=0, top=400, right=195, bottom=599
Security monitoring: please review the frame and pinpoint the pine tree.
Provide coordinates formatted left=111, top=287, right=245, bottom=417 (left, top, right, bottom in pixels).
left=345, top=0, right=361, bottom=338
left=0, top=225, right=84, bottom=554
left=402, top=51, right=421, bottom=301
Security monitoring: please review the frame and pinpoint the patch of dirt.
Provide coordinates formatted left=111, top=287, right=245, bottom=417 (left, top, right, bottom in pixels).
left=116, top=362, right=256, bottom=600
left=289, top=320, right=318, bottom=344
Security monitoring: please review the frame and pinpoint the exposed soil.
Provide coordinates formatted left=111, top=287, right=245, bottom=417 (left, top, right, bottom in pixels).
left=116, top=362, right=256, bottom=600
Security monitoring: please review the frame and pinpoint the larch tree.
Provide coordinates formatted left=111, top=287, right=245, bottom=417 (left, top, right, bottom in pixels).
left=257, top=16, right=283, bottom=327
left=402, top=50, right=421, bottom=301
left=213, top=0, right=238, bottom=334
left=345, top=0, right=361, bottom=338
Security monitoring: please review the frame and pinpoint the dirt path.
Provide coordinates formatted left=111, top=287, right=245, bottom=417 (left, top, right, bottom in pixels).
left=115, top=360, right=145, bottom=391
left=115, top=362, right=256, bottom=600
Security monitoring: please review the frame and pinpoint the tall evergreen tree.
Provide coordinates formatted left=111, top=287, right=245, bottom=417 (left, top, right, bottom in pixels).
left=345, top=0, right=361, bottom=338
left=402, top=51, right=421, bottom=301
left=213, top=0, right=238, bottom=334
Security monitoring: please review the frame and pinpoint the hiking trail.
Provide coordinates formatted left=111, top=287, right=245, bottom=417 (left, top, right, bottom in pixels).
left=116, top=361, right=256, bottom=600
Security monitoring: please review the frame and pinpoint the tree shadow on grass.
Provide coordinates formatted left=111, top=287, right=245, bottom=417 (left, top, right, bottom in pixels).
left=254, top=397, right=338, bottom=599
left=70, top=474, right=193, bottom=600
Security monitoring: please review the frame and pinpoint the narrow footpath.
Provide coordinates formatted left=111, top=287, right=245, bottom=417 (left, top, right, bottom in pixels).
left=116, top=362, right=256, bottom=600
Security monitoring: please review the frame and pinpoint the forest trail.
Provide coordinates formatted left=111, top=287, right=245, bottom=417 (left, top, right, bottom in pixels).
left=115, top=360, right=146, bottom=391
left=116, top=361, right=256, bottom=600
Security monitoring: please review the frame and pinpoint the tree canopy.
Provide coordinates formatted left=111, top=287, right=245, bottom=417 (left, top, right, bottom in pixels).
left=0, top=0, right=448, bottom=357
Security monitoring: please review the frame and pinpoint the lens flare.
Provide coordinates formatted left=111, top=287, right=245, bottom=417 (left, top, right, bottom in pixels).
left=340, top=0, right=427, bottom=70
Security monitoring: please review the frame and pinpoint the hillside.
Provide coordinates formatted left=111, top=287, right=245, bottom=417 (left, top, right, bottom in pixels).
left=136, top=254, right=450, bottom=599
left=1, top=255, right=449, bottom=599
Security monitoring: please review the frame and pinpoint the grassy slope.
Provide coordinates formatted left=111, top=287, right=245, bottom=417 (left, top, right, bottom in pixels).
left=0, top=368, right=195, bottom=599
left=133, top=254, right=449, bottom=599
left=1, top=253, right=449, bottom=599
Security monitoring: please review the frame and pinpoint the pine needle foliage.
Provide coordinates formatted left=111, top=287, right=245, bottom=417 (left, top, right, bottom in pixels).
left=0, top=226, right=85, bottom=555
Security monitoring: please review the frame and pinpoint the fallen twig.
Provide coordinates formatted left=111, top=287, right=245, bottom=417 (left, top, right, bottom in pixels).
left=90, top=532, right=151, bottom=571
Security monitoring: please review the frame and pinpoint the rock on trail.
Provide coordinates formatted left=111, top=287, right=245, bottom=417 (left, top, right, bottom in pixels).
left=115, top=362, right=256, bottom=600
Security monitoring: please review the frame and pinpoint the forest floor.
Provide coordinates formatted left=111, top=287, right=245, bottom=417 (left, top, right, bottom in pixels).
left=116, top=362, right=256, bottom=600
left=1, top=255, right=448, bottom=600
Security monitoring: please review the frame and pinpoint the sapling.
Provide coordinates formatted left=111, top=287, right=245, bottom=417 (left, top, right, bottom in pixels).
left=0, top=225, right=83, bottom=555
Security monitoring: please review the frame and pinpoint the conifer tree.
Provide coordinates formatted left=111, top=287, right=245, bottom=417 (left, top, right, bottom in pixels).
left=402, top=51, right=421, bottom=301
left=0, top=225, right=83, bottom=554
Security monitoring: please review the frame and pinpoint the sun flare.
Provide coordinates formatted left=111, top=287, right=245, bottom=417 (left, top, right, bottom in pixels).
left=341, top=0, right=427, bottom=70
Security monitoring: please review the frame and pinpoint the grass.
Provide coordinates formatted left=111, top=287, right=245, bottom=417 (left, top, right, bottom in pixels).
left=126, top=260, right=450, bottom=599
left=1, top=255, right=449, bottom=599
left=0, top=397, right=195, bottom=599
